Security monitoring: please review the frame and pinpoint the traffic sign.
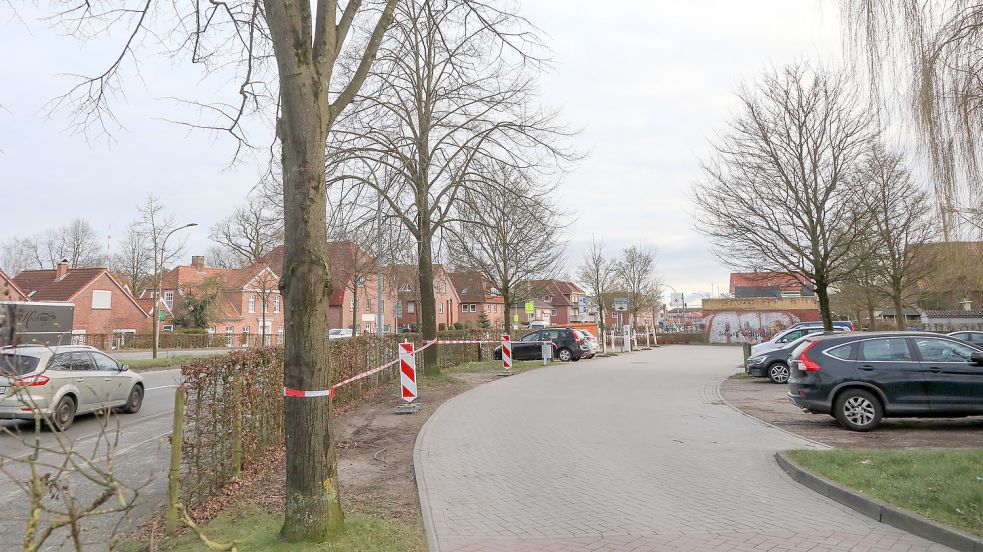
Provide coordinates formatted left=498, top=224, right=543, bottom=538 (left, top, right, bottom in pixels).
left=614, top=298, right=628, bottom=311
left=524, top=301, right=535, bottom=316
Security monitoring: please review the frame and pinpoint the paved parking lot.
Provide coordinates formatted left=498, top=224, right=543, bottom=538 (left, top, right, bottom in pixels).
left=720, top=376, right=983, bottom=449
left=415, top=346, right=953, bottom=551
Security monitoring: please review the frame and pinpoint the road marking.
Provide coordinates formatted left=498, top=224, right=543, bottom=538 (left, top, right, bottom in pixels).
left=145, top=384, right=177, bottom=391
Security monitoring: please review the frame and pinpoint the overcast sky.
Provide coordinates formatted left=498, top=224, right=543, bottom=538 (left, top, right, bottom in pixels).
left=0, top=2, right=842, bottom=306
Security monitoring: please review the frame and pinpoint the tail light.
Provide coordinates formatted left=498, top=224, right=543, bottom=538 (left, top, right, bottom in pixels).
left=799, top=341, right=821, bottom=371
left=571, top=332, right=582, bottom=344
left=16, top=375, right=49, bottom=387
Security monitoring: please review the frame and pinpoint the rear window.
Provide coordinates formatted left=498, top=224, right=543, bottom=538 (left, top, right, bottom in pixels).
left=789, top=339, right=814, bottom=359
left=0, top=353, right=42, bottom=377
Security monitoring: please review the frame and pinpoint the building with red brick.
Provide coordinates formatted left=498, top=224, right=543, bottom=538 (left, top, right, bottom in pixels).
left=13, top=261, right=151, bottom=339
left=448, top=271, right=505, bottom=328
left=728, top=272, right=812, bottom=297
left=1, top=268, right=28, bottom=301
left=260, top=242, right=397, bottom=335
left=387, top=264, right=460, bottom=330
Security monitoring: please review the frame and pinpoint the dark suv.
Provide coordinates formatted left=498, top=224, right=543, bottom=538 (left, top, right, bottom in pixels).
left=493, top=328, right=590, bottom=362
left=787, top=332, right=983, bottom=431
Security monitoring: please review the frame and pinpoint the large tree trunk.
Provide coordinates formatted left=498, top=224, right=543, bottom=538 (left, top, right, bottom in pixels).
left=268, top=22, right=343, bottom=542
left=892, top=291, right=907, bottom=330
left=417, top=233, right=438, bottom=374
left=815, top=280, right=833, bottom=331
left=867, top=306, right=877, bottom=331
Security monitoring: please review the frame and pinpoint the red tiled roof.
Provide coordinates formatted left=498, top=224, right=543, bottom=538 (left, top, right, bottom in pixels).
left=0, top=268, right=28, bottom=301
left=728, top=272, right=808, bottom=294
left=448, top=272, right=504, bottom=304
left=14, top=268, right=107, bottom=301
left=259, top=242, right=376, bottom=305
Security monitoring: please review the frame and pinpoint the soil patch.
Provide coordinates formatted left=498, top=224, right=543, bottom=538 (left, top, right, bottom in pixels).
left=720, top=376, right=983, bottom=449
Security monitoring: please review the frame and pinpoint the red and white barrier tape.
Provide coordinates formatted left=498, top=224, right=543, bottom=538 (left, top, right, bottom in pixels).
left=284, top=340, right=438, bottom=399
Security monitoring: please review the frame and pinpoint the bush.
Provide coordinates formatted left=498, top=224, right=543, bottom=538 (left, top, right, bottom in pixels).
left=453, top=322, right=465, bottom=330
left=438, top=322, right=447, bottom=331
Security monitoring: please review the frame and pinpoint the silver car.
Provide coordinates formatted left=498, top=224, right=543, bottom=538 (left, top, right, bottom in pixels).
left=0, top=345, right=144, bottom=431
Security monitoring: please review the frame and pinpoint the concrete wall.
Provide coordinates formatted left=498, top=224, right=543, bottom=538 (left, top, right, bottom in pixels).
left=701, top=297, right=820, bottom=344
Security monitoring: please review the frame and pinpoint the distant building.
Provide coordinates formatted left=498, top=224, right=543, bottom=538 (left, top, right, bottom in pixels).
left=701, top=296, right=820, bottom=344
left=0, top=267, right=28, bottom=301
left=729, top=272, right=814, bottom=297
left=13, top=261, right=151, bottom=339
left=448, top=271, right=505, bottom=327
left=386, top=264, right=460, bottom=330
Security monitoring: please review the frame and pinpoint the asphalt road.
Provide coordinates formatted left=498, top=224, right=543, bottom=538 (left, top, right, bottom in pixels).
left=0, top=368, right=180, bottom=550
left=111, top=348, right=231, bottom=361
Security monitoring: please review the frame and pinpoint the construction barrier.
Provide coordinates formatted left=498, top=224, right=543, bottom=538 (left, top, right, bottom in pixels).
left=399, top=342, right=418, bottom=403
left=501, top=334, right=512, bottom=372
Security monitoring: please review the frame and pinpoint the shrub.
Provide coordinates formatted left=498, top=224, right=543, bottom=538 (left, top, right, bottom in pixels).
left=453, top=322, right=465, bottom=330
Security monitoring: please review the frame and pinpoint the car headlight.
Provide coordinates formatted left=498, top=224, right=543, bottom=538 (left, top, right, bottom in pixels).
left=747, top=355, right=766, bottom=365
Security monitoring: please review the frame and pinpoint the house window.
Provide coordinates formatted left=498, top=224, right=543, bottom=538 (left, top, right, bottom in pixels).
left=163, top=291, right=174, bottom=309
left=380, top=298, right=385, bottom=311
left=273, top=296, right=280, bottom=313
left=462, top=304, right=468, bottom=313
left=226, top=326, right=234, bottom=347
left=551, top=309, right=557, bottom=316
left=243, top=325, right=250, bottom=336
left=92, top=290, right=112, bottom=309
left=407, top=302, right=416, bottom=314
left=248, top=295, right=256, bottom=313
left=350, top=299, right=355, bottom=312
left=277, top=326, right=284, bottom=345
left=438, top=303, right=443, bottom=314
left=163, top=324, right=174, bottom=332
left=366, top=298, right=373, bottom=311
left=470, top=304, right=477, bottom=312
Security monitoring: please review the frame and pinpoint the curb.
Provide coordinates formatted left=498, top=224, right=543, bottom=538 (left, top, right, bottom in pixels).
left=715, top=378, right=832, bottom=451
left=775, top=452, right=983, bottom=552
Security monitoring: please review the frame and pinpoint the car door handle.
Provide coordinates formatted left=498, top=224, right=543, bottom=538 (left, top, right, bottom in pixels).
left=859, top=364, right=875, bottom=371
left=76, top=378, right=85, bottom=382
left=927, top=367, right=941, bottom=373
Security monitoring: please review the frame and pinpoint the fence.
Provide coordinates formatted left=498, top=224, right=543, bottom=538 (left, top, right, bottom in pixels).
left=175, top=328, right=510, bottom=511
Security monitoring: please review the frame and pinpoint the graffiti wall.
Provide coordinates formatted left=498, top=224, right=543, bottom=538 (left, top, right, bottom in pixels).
left=703, top=311, right=800, bottom=344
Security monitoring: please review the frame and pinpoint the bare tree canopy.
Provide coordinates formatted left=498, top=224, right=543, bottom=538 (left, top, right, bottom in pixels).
left=209, top=193, right=283, bottom=267
left=576, top=237, right=616, bottom=339
left=693, top=64, right=875, bottom=329
left=841, top=0, right=983, bottom=235
left=446, top=163, right=566, bottom=324
left=858, top=143, right=937, bottom=329
left=113, top=223, right=154, bottom=296
left=614, top=245, right=660, bottom=325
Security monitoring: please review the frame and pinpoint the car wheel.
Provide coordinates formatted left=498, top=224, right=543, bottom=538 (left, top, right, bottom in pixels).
left=834, top=389, right=883, bottom=432
left=49, top=395, right=76, bottom=432
left=557, top=348, right=573, bottom=362
left=121, top=384, right=144, bottom=414
left=767, top=362, right=791, bottom=384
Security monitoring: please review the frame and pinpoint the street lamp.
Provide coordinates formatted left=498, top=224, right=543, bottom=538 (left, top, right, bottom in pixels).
left=152, top=223, right=197, bottom=359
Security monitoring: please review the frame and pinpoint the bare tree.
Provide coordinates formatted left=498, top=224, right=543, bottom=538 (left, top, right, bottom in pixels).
left=209, top=194, right=283, bottom=267
left=576, top=238, right=616, bottom=343
left=693, top=64, right=875, bottom=330
left=446, top=165, right=565, bottom=332
left=113, top=223, right=153, bottom=296
left=841, top=1, right=983, bottom=236
left=205, top=245, right=244, bottom=270
left=859, top=144, right=938, bottom=329
left=329, top=0, right=571, bottom=371
left=0, top=237, right=39, bottom=275
left=614, top=245, right=659, bottom=330
left=11, top=220, right=106, bottom=270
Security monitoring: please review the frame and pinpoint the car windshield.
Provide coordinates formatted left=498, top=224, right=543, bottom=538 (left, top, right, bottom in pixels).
left=0, top=352, right=42, bottom=377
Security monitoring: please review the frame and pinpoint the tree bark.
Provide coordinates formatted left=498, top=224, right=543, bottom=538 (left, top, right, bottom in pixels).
left=418, top=234, right=438, bottom=373
left=265, top=9, right=342, bottom=540
left=815, top=281, right=833, bottom=331
left=867, top=306, right=877, bottom=331
left=892, top=291, right=907, bottom=330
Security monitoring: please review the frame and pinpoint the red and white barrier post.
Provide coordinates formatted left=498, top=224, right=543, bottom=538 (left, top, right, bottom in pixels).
left=497, top=334, right=513, bottom=377
left=395, top=341, right=421, bottom=414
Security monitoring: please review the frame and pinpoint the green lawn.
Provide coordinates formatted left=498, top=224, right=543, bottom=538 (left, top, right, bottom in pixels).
left=124, top=503, right=425, bottom=552
left=787, top=449, right=983, bottom=537
left=446, top=359, right=541, bottom=374
left=120, top=355, right=212, bottom=371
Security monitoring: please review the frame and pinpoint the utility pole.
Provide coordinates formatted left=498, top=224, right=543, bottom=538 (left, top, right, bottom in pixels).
left=152, top=223, right=197, bottom=359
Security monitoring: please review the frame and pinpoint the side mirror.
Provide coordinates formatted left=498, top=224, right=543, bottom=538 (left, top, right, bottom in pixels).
left=971, top=352, right=983, bottom=366
left=120, top=364, right=130, bottom=372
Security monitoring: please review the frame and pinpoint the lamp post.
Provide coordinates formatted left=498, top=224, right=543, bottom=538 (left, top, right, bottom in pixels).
left=152, top=223, right=197, bottom=359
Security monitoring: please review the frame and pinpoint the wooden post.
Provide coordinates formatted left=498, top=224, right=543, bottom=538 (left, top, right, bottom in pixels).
left=166, top=386, right=186, bottom=537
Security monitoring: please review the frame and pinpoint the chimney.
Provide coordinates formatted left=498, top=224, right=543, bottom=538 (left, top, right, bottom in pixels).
left=55, top=259, right=69, bottom=280
left=192, top=256, right=205, bottom=271
left=961, top=298, right=973, bottom=312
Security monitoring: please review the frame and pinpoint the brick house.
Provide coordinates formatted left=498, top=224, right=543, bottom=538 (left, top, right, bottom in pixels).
left=448, top=271, right=505, bottom=328
left=729, top=272, right=813, bottom=297
left=259, top=242, right=397, bottom=334
left=1, top=267, right=28, bottom=301
left=13, top=261, right=151, bottom=338
left=144, top=255, right=288, bottom=344
left=387, top=264, right=460, bottom=330
left=507, top=280, right=590, bottom=327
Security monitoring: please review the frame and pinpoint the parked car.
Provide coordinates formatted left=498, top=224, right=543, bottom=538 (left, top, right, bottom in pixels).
left=493, top=328, right=591, bottom=362
left=788, top=320, right=854, bottom=331
left=0, top=345, right=145, bottom=431
left=787, top=332, right=983, bottom=431
left=746, top=332, right=838, bottom=384
left=948, top=330, right=983, bottom=345
left=328, top=328, right=353, bottom=339
left=750, top=325, right=848, bottom=356
left=578, top=330, right=600, bottom=358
